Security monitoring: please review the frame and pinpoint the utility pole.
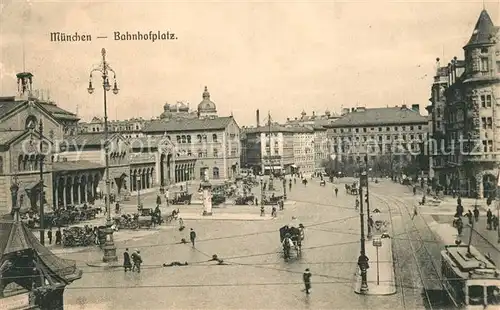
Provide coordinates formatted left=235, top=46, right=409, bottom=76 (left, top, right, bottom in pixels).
left=267, top=111, right=275, bottom=191
left=39, top=120, right=45, bottom=245
left=358, top=180, right=369, bottom=293
left=364, top=155, right=372, bottom=239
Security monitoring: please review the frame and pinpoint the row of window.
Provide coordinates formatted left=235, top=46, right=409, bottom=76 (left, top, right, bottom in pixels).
left=481, top=117, right=493, bottom=129
left=334, top=134, right=424, bottom=142
left=332, top=125, right=423, bottom=134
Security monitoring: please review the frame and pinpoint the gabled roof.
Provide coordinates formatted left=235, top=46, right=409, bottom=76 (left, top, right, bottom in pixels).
left=465, top=9, right=498, bottom=47
left=143, top=116, right=234, bottom=133
left=39, top=102, right=79, bottom=121
left=323, top=107, right=427, bottom=128
left=0, top=219, right=82, bottom=283
left=0, top=129, right=52, bottom=147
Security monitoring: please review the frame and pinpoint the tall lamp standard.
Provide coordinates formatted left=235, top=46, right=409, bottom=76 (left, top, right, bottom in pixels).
left=87, top=48, right=119, bottom=263
left=137, top=176, right=142, bottom=211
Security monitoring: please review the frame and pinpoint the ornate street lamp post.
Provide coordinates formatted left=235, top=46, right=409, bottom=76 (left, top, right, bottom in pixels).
left=137, top=176, right=142, bottom=211
left=87, top=48, right=119, bottom=263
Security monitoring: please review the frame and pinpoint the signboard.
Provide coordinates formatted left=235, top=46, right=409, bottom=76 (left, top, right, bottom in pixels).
left=372, top=238, right=382, bottom=247
left=1, top=293, right=31, bottom=310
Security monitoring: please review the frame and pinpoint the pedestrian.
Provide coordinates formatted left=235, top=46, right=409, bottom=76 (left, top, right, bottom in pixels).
left=355, top=198, right=359, bottom=210
left=289, top=179, right=292, bottom=191
left=47, top=228, right=53, bottom=245
left=456, top=204, right=464, bottom=217
left=132, top=250, right=142, bottom=273
left=255, top=197, right=258, bottom=205
left=411, top=205, right=418, bottom=220
left=456, top=217, right=463, bottom=236
left=271, top=206, right=277, bottom=218
left=467, top=210, right=473, bottom=226
left=368, top=216, right=374, bottom=230
left=487, top=208, right=493, bottom=230
left=495, top=216, right=499, bottom=231
left=294, top=178, right=296, bottom=185
left=115, top=202, right=120, bottom=214
left=123, top=248, right=132, bottom=272
left=156, top=195, right=162, bottom=206
left=179, top=218, right=185, bottom=231
left=55, top=228, right=62, bottom=245
left=260, top=205, right=265, bottom=216
left=302, top=268, right=312, bottom=294
left=334, top=187, right=338, bottom=197
left=473, top=206, right=479, bottom=222
left=190, top=228, right=196, bottom=247
left=165, top=189, right=170, bottom=207
left=413, top=186, right=417, bottom=195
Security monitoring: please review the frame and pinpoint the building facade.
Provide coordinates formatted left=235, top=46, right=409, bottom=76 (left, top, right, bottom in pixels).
left=324, top=105, right=428, bottom=176
left=288, top=126, right=315, bottom=176
left=143, top=87, right=241, bottom=181
left=79, top=117, right=147, bottom=138
left=428, top=9, right=500, bottom=198
left=240, top=125, right=295, bottom=175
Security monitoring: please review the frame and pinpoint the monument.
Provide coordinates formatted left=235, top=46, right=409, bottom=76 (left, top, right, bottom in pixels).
left=201, top=170, right=213, bottom=216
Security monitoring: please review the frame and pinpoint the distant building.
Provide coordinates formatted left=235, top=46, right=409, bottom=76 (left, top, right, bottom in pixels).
left=79, top=117, right=146, bottom=138
left=160, top=101, right=198, bottom=120
left=285, top=109, right=340, bottom=126
left=142, top=86, right=241, bottom=181
left=241, top=124, right=295, bottom=175
left=324, top=105, right=428, bottom=176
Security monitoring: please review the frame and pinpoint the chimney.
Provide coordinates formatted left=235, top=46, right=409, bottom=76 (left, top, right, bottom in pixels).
left=411, top=104, right=419, bottom=112
left=256, top=109, right=260, bottom=127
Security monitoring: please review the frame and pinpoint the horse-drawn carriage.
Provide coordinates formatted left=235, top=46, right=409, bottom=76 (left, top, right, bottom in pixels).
left=263, top=194, right=283, bottom=205
left=233, top=194, right=255, bottom=205
left=345, top=182, right=358, bottom=195
left=62, top=226, right=94, bottom=247
left=169, top=191, right=193, bottom=205
left=280, top=223, right=304, bottom=260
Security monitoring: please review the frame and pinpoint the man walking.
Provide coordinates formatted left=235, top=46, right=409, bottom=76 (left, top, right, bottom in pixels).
left=334, top=187, right=338, bottom=197
left=47, top=228, right=53, bottom=245
left=190, top=228, right=197, bottom=248
left=123, top=248, right=132, bottom=272
left=302, top=268, right=312, bottom=294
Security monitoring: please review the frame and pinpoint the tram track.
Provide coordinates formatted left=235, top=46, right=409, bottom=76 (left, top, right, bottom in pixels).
left=372, top=193, right=459, bottom=309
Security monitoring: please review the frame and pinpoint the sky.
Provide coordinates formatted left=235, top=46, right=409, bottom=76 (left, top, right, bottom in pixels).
left=0, top=0, right=498, bottom=126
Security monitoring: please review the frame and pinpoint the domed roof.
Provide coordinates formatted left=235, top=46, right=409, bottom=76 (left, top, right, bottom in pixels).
left=197, top=86, right=217, bottom=112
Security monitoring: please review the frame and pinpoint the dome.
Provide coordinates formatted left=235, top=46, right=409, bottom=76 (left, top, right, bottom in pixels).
left=197, top=86, right=217, bottom=112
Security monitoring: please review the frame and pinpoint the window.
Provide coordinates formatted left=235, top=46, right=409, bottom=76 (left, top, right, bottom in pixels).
left=187, top=135, right=191, bottom=143
left=386, top=127, right=390, bottom=131
left=487, top=117, right=493, bottom=129
left=0, top=156, right=3, bottom=174
left=187, top=150, right=192, bottom=156
left=213, top=167, right=220, bottom=179
left=394, top=127, right=398, bottom=131
left=181, top=135, right=186, bottom=144
left=212, top=134, right=218, bottom=142
left=355, top=128, right=359, bottom=133
left=410, top=126, right=414, bottom=131
left=213, top=148, right=218, bottom=157
left=176, top=135, right=181, bottom=143
left=481, top=95, right=492, bottom=108
left=418, top=126, right=422, bottom=130
left=198, top=149, right=203, bottom=157
left=482, top=117, right=487, bottom=129
left=378, top=127, right=382, bottom=132
left=363, top=128, right=367, bottom=133
left=202, top=135, right=207, bottom=142
left=197, top=134, right=202, bottom=143
left=481, top=58, right=489, bottom=72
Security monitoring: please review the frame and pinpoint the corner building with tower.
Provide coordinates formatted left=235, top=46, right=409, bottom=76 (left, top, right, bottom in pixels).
left=428, top=9, right=500, bottom=199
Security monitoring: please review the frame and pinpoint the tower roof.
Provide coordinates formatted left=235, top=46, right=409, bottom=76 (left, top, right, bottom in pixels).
left=465, top=10, right=498, bottom=48
left=197, top=86, right=217, bottom=113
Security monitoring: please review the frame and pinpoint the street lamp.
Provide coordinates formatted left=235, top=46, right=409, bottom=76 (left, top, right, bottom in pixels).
left=282, top=177, right=287, bottom=200
left=137, top=176, right=142, bottom=211
left=87, top=48, right=119, bottom=263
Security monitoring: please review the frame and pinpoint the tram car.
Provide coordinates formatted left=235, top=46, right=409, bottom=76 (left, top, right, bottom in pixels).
left=441, top=243, right=500, bottom=309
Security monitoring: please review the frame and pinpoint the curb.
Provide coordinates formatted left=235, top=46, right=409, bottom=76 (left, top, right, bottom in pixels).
left=86, top=261, right=122, bottom=268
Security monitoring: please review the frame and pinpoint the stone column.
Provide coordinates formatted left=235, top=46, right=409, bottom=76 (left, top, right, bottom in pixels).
left=201, top=180, right=212, bottom=216
left=54, top=178, right=59, bottom=210
left=77, top=180, right=82, bottom=205
left=62, top=180, right=67, bottom=208
left=84, top=180, right=88, bottom=202
left=476, top=172, right=484, bottom=199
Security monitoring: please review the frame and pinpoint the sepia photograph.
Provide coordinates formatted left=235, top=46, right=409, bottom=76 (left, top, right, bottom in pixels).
left=1, top=0, right=500, bottom=309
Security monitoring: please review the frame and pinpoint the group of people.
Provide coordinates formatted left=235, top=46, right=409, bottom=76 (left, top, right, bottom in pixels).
left=123, top=248, right=143, bottom=273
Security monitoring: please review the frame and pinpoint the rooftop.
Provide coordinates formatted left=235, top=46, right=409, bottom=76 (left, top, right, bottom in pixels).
left=143, top=116, right=234, bottom=133
left=465, top=9, right=499, bottom=48
left=324, top=106, right=427, bottom=128
left=63, top=132, right=124, bottom=146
